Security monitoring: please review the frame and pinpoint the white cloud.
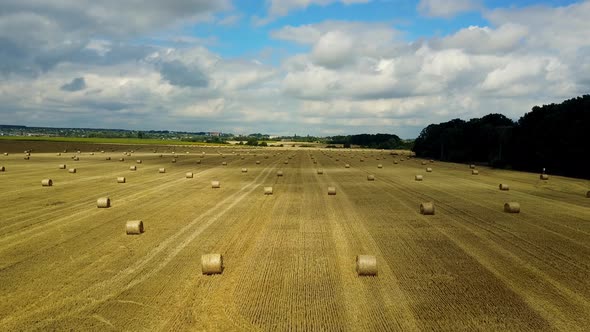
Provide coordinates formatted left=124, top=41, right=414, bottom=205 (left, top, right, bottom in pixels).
left=256, top=0, right=371, bottom=25
left=418, top=0, right=481, bottom=18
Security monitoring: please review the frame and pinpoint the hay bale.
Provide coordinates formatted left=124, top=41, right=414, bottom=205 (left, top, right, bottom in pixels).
left=367, top=174, right=375, bottom=181
left=356, top=255, right=377, bottom=276
left=59, top=164, right=66, bottom=169
left=201, top=254, right=223, bottom=275
left=57, top=153, right=61, bottom=156
left=241, top=168, right=248, bottom=173
left=540, top=174, right=549, bottom=180
left=159, top=168, right=166, bottom=173
left=277, top=170, right=283, bottom=177
left=136, top=160, right=142, bottom=164
left=499, top=183, right=509, bottom=191
left=421, top=161, right=427, bottom=165
left=24, top=156, right=30, bottom=160
left=345, top=164, right=350, bottom=168
left=3, top=153, right=7, bottom=156
left=119, top=158, right=125, bottom=162
left=196, top=160, right=201, bottom=164
left=284, top=160, right=288, bottom=164
left=117, top=177, right=126, bottom=183
left=72, top=156, right=79, bottom=161
left=256, top=160, right=261, bottom=164
left=317, top=169, right=324, bottom=175
left=222, top=161, right=227, bottom=166
left=97, top=197, right=110, bottom=208
left=126, top=220, right=144, bottom=235
left=504, top=202, right=520, bottom=213
left=106, top=157, right=111, bottom=160
left=186, top=172, right=193, bottom=178
left=586, top=191, right=590, bottom=198
left=426, top=167, right=432, bottom=172
left=101, top=150, right=105, bottom=153
left=90, top=152, right=94, bottom=155
left=129, top=166, right=137, bottom=171
left=420, top=202, right=435, bottom=215
left=264, top=187, right=273, bottom=195
left=171, top=159, right=177, bottom=163
left=430, top=160, right=434, bottom=163
left=472, top=170, right=479, bottom=175
left=328, top=186, right=336, bottom=195
left=68, top=168, right=77, bottom=173
left=0, top=166, right=4, bottom=172
left=377, top=164, right=383, bottom=168
left=415, top=175, right=423, bottom=181
left=41, top=179, right=53, bottom=187
left=469, top=164, right=476, bottom=169
left=211, top=180, right=220, bottom=188
left=393, top=161, right=398, bottom=164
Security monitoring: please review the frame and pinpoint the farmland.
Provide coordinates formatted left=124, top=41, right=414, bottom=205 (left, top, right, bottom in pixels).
left=0, top=140, right=589, bottom=331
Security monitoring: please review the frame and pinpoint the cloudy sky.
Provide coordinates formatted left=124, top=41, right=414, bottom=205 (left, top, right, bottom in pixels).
left=1, top=0, right=588, bottom=137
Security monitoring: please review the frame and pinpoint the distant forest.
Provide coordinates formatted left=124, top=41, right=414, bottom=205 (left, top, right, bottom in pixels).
left=412, top=95, right=590, bottom=179
left=328, top=133, right=413, bottom=150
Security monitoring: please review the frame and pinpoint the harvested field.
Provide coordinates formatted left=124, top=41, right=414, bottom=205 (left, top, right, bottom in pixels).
left=0, top=140, right=589, bottom=331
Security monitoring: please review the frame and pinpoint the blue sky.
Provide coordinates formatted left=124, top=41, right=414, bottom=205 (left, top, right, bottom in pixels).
left=0, top=0, right=589, bottom=137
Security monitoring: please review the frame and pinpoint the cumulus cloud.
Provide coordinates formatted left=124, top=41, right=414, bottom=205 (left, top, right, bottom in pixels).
left=60, top=77, right=86, bottom=91
left=418, top=0, right=481, bottom=18
left=255, top=0, right=371, bottom=25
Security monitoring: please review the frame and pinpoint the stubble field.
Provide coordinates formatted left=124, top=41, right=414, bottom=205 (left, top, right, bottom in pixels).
left=0, top=140, right=589, bottom=331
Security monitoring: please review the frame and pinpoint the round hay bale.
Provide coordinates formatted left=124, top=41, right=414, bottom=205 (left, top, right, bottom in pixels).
left=59, top=164, right=66, bottom=169
left=186, top=151, right=190, bottom=154
left=317, top=169, right=324, bottom=175
left=136, top=160, right=142, bottom=164
left=256, top=160, right=260, bottom=164
left=241, top=168, right=248, bottom=173
left=25, top=152, right=30, bottom=156
left=211, top=180, right=220, bottom=188
left=24, top=156, right=30, bottom=160
left=117, top=177, right=126, bottom=183
left=0, top=166, right=5, bottom=172
left=356, top=255, right=377, bottom=276
left=186, top=172, right=193, bottom=178
left=328, top=186, right=336, bottom=195
left=499, top=183, right=509, bottom=191
left=360, top=159, right=364, bottom=162
left=264, top=187, right=273, bottom=195
left=41, top=179, right=53, bottom=187
left=222, top=161, right=227, bottom=166
left=119, top=158, right=125, bottom=162
left=68, top=168, right=77, bottom=173
left=277, top=170, right=283, bottom=177
left=201, top=254, right=223, bottom=275
left=420, top=202, right=435, bottom=215
left=129, top=166, right=137, bottom=171
left=284, top=160, right=288, bottom=164
left=57, top=153, right=61, bottom=156
left=3, top=153, right=7, bottom=156
left=196, top=160, right=201, bottom=164
left=504, top=202, right=520, bottom=213
left=540, top=174, right=549, bottom=180
left=106, top=157, right=111, bottom=160
left=101, top=150, right=105, bottom=153
left=421, top=161, right=427, bottom=165
left=469, top=164, right=476, bottom=169
left=171, top=159, right=177, bottom=163
left=97, top=197, right=110, bottom=208
left=426, top=167, right=432, bottom=172
left=90, top=152, right=94, bottom=155
left=430, top=159, right=434, bottom=163
left=335, top=158, right=340, bottom=161
left=367, top=174, right=375, bottom=181
left=172, top=151, right=175, bottom=154
left=345, top=164, right=350, bottom=168
left=126, top=220, right=144, bottom=235
left=472, top=170, right=479, bottom=175
left=393, top=161, right=398, bottom=164
left=73, top=156, right=79, bottom=161
left=415, top=175, right=423, bottom=181
left=586, top=191, right=590, bottom=198
left=159, top=168, right=166, bottom=173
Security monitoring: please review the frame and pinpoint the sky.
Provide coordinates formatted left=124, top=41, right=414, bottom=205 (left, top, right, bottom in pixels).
left=0, top=0, right=588, bottom=138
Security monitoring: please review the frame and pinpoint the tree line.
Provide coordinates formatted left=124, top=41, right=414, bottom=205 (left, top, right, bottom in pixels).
left=412, top=95, right=590, bottom=179
left=328, top=133, right=413, bottom=150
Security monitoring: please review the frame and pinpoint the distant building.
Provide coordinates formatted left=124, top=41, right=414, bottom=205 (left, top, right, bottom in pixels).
left=208, top=132, right=221, bottom=137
